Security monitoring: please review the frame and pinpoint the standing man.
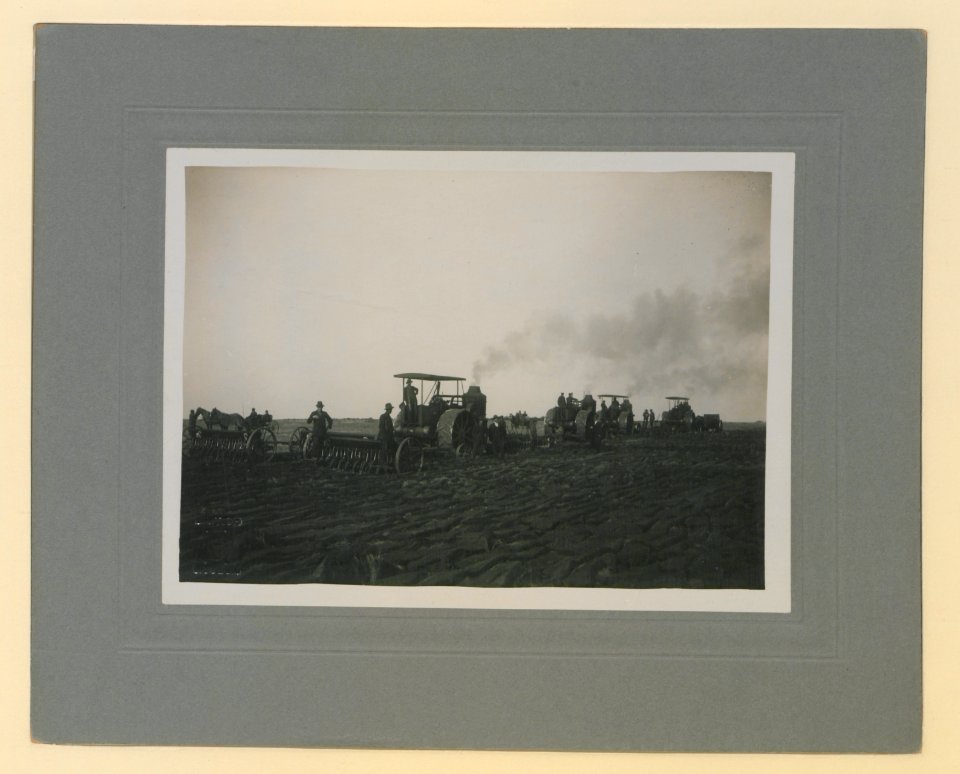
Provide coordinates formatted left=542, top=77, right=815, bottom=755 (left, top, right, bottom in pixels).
left=557, top=392, right=566, bottom=421
left=378, top=402, right=396, bottom=462
left=642, top=408, right=649, bottom=429
left=307, top=400, right=333, bottom=458
left=403, top=378, right=419, bottom=423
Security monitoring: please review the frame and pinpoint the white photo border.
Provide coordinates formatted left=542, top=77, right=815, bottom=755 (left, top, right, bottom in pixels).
left=162, top=149, right=794, bottom=612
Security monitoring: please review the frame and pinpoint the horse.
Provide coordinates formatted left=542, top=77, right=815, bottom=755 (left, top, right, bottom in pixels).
left=194, top=407, right=246, bottom=432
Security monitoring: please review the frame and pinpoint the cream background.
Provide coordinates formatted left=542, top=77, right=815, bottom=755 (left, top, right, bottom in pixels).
left=2, top=2, right=953, bottom=772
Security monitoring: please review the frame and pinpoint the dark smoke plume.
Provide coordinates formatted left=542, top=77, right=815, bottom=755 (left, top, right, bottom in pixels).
left=471, top=234, right=770, bottom=417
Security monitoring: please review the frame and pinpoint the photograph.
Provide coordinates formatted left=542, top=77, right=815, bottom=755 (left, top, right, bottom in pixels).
left=163, top=149, right=793, bottom=611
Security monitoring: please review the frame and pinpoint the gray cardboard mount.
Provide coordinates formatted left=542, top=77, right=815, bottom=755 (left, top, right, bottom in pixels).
left=31, top=27, right=924, bottom=751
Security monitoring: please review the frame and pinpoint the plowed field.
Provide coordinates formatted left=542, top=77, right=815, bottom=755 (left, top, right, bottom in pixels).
left=179, top=428, right=765, bottom=589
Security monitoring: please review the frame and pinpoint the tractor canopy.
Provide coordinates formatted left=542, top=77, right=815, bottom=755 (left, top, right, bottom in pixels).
left=394, top=372, right=469, bottom=410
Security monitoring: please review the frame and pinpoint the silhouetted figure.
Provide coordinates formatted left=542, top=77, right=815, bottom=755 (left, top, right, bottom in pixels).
left=307, top=400, right=333, bottom=458
left=378, top=402, right=396, bottom=460
left=403, top=378, right=419, bottom=422
left=600, top=399, right=609, bottom=420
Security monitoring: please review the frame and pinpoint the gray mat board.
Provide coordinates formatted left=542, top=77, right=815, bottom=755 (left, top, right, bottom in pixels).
left=32, top=26, right=923, bottom=750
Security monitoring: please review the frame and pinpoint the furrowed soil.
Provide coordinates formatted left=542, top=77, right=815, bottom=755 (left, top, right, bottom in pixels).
left=180, top=428, right=765, bottom=589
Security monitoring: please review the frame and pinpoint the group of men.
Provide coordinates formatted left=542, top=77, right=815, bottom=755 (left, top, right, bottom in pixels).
left=599, top=397, right=631, bottom=421
left=554, top=391, right=658, bottom=430
left=305, top=399, right=398, bottom=459
left=556, top=392, right=581, bottom=421
left=556, top=392, right=635, bottom=422
left=244, top=407, right=273, bottom=428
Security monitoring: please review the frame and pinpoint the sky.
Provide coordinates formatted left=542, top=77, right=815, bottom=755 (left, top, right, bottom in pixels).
left=182, top=164, right=772, bottom=421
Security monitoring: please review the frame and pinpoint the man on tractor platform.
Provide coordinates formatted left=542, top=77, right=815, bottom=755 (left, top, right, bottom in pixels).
left=403, top=378, right=419, bottom=423
left=610, top=397, right=621, bottom=420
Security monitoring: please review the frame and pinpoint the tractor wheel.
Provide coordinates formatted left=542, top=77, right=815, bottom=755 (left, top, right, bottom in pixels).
left=437, top=408, right=480, bottom=451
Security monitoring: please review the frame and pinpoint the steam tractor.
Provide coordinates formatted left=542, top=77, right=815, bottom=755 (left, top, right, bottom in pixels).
left=299, top=373, right=489, bottom=475
left=658, top=396, right=723, bottom=433
left=659, top=396, right=696, bottom=433
left=543, top=393, right=605, bottom=448
left=596, top=393, right=635, bottom=437
left=393, top=372, right=487, bottom=455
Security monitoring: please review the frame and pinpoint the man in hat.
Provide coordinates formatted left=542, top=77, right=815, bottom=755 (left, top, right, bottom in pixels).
left=403, top=378, right=419, bottom=423
left=307, top=400, right=333, bottom=458
left=378, top=402, right=396, bottom=460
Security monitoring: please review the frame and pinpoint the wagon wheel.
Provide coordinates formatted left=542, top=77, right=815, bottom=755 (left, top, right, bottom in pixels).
left=288, top=426, right=310, bottom=460
left=395, top=438, right=424, bottom=475
left=246, top=427, right=278, bottom=464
